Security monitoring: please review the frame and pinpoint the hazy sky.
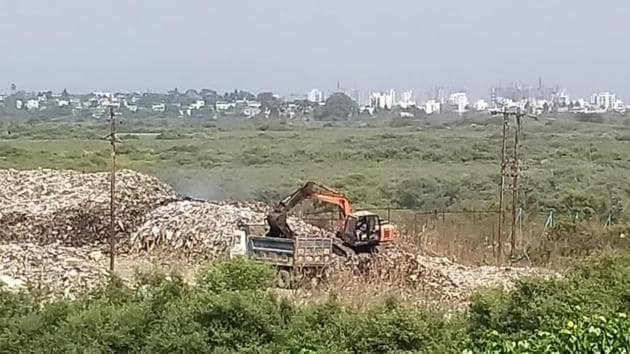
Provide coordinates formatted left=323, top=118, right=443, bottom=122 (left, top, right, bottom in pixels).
left=1, top=0, right=629, bottom=99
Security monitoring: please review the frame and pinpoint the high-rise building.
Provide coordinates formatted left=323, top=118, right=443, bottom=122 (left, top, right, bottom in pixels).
left=307, top=89, right=324, bottom=103
left=435, top=87, right=447, bottom=104
left=425, top=100, right=441, bottom=114
left=591, top=92, right=616, bottom=111
left=448, top=92, right=469, bottom=113
left=399, top=90, right=415, bottom=107
left=369, top=90, right=397, bottom=109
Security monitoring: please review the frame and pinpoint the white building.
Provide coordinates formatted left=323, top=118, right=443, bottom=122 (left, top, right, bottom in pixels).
left=613, top=99, right=626, bottom=113
left=398, top=90, right=415, bottom=108
left=190, top=100, right=205, bottom=110
left=425, top=100, right=441, bottom=114
left=247, top=100, right=262, bottom=108
left=93, top=92, right=113, bottom=98
left=369, top=90, right=396, bottom=109
left=15, top=99, right=23, bottom=109
left=388, top=89, right=396, bottom=107
left=591, top=92, right=616, bottom=111
left=448, top=92, right=469, bottom=113
left=474, top=99, right=489, bottom=111
left=243, top=107, right=261, bottom=117
left=179, top=108, right=193, bottom=117
left=58, top=100, right=70, bottom=107
left=152, top=103, right=166, bottom=112
left=70, top=98, right=82, bottom=109
left=307, top=89, right=324, bottom=103
left=26, top=99, right=40, bottom=110
left=215, top=101, right=236, bottom=111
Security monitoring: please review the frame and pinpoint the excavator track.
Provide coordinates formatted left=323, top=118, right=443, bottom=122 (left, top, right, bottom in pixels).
left=332, top=237, right=356, bottom=258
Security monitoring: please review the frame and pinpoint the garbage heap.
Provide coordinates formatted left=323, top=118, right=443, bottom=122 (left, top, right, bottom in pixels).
left=129, top=200, right=330, bottom=260
left=0, top=169, right=178, bottom=247
left=0, top=242, right=108, bottom=299
left=328, top=243, right=548, bottom=304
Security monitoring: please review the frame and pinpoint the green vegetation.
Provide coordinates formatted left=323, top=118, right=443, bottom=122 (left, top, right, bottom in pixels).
left=1, top=253, right=628, bottom=353
left=1, top=114, right=630, bottom=219
left=314, top=92, right=359, bottom=120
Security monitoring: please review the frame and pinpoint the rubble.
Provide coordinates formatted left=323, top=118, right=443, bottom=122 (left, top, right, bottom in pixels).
left=0, top=242, right=109, bottom=298
left=0, top=168, right=550, bottom=305
left=327, top=243, right=551, bottom=304
left=129, top=200, right=329, bottom=259
left=0, top=169, right=178, bottom=247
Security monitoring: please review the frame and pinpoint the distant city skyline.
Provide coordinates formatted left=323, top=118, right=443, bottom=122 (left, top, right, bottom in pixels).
left=2, top=82, right=627, bottom=106
left=1, top=0, right=628, bottom=100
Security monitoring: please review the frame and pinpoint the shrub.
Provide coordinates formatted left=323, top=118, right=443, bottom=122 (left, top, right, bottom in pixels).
left=467, top=252, right=630, bottom=344
left=195, top=257, right=275, bottom=293
left=469, top=313, right=630, bottom=353
left=575, top=113, right=604, bottom=123
left=0, top=255, right=627, bottom=353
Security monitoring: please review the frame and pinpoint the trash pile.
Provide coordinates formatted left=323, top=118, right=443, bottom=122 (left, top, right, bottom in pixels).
left=129, top=200, right=329, bottom=259
left=327, top=243, right=549, bottom=304
left=0, top=168, right=548, bottom=303
left=0, top=169, right=178, bottom=246
left=0, top=242, right=108, bottom=298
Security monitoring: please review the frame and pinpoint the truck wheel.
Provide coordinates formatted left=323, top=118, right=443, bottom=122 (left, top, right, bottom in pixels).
left=276, top=270, right=292, bottom=289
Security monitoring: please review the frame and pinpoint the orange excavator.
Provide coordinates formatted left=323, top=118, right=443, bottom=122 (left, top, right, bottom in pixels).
left=266, top=182, right=396, bottom=256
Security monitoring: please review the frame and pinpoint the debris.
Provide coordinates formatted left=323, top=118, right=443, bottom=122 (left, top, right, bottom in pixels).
left=0, top=169, right=178, bottom=247
left=327, top=242, right=551, bottom=304
left=0, top=242, right=109, bottom=298
left=129, top=200, right=329, bottom=259
left=0, top=168, right=551, bottom=305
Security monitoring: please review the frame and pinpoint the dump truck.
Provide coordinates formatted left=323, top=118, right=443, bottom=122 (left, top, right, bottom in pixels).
left=230, top=222, right=333, bottom=288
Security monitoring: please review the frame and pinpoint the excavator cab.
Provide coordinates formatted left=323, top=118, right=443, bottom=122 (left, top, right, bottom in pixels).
left=342, top=211, right=382, bottom=248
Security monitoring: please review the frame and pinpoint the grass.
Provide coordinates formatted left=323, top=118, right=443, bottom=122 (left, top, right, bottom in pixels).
left=2, top=114, right=629, bottom=265
left=3, top=114, right=630, bottom=214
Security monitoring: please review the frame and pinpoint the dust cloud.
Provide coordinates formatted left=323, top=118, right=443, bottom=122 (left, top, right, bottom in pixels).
left=164, top=173, right=226, bottom=201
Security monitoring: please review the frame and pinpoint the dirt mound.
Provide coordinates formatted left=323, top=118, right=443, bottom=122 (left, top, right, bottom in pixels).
left=326, top=243, right=550, bottom=305
left=129, top=200, right=329, bottom=259
left=0, top=242, right=108, bottom=299
left=0, top=168, right=550, bottom=303
left=0, top=169, right=178, bottom=246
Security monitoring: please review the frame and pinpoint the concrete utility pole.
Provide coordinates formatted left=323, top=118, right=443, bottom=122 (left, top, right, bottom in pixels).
left=491, top=108, right=536, bottom=261
left=102, top=107, right=122, bottom=272
left=497, top=108, right=508, bottom=262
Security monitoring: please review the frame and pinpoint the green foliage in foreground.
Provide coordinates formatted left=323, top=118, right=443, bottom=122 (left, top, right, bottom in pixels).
left=470, top=313, right=630, bottom=353
left=0, top=253, right=629, bottom=353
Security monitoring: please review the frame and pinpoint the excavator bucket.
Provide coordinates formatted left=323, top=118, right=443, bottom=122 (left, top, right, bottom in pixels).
left=266, top=209, right=294, bottom=238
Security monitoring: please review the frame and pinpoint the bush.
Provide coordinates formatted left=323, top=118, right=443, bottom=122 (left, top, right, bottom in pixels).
left=467, top=252, right=630, bottom=344
left=389, top=118, right=414, bottom=128
left=470, top=313, right=630, bottom=353
left=0, top=255, right=627, bottom=353
left=575, top=113, right=604, bottom=123
left=195, top=257, right=275, bottom=292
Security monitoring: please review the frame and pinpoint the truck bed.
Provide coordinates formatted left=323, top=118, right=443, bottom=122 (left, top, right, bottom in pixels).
left=247, top=236, right=332, bottom=267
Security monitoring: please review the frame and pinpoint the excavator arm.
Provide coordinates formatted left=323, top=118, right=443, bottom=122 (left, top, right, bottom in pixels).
left=266, top=181, right=352, bottom=238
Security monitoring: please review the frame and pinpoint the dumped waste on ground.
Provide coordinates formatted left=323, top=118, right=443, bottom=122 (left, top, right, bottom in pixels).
left=327, top=243, right=549, bottom=304
left=129, top=200, right=329, bottom=260
left=0, top=168, right=549, bottom=302
left=0, top=169, right=178, bottom=246
left=0, top=242, right=108, bottom=298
